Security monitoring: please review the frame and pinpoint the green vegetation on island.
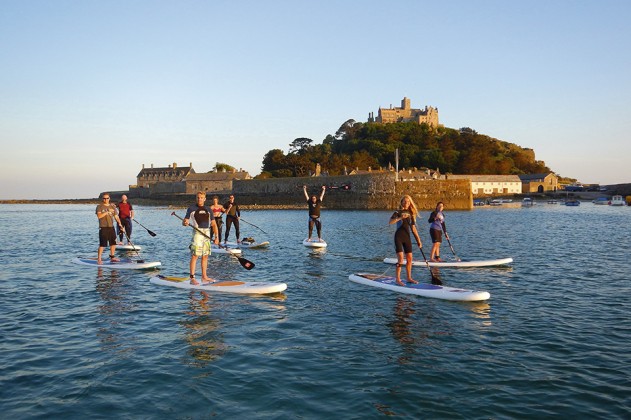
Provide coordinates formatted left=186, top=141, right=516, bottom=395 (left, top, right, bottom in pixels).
left=259, top=120, right=551, bottom=178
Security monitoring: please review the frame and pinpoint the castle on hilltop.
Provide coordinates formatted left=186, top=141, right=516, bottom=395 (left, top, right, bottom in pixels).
left=368, top=97, right=440, bottom=127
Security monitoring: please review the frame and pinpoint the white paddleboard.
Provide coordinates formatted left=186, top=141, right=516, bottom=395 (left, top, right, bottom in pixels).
left=225, top=240, right=270, bottom=249
left=349, top=273, right=490, bottom=302
left=212, top=244, right=242, bottom=255
left=383, top=257, right=513, bottom=268
left=115, top=244, right=142, bottom=251
left=73, top=257, right=161, bottom=270
left=303, top=238, right=327, bottom=248
left=150, top=275, right=287, bottom=294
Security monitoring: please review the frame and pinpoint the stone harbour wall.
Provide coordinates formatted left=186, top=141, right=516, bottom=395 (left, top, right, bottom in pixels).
left=233, top=173, right=472, bottom=210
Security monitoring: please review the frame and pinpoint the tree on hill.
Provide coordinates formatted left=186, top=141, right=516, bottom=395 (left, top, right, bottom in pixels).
left=260, top=121, right=550, bottom=177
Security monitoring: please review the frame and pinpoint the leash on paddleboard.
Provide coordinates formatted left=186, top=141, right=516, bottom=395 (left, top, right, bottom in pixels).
left=133, top=218, right=157, bottom=237
left=171, top=212, right=255, bottom=270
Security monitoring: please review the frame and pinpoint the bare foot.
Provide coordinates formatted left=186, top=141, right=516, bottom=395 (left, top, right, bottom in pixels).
left=97, top=259, right=102, bottom=265
left=201, top=277, right=214, bottom=284
left=190, top=278, right=200, bottom=286
left=396, top=279, right=405, bottom=286
left=407, top=279, right=419, bottom=284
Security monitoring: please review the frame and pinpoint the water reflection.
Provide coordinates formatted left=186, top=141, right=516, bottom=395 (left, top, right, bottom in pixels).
left=95, top=268, right=137, bottom=354
left=180, top=291, right=226, bottom=367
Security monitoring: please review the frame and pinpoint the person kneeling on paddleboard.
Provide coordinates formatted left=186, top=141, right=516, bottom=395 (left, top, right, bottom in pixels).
left=389, top=195, right=423, bottom=286
left=304, top=185, right=326, bottom=242
left=183, top=191, right=219, bottom=285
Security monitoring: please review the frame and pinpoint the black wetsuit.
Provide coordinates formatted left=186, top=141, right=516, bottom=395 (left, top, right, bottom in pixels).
left=392, top=210, right=416, bottom=253
left=308, top=198, right=322, bottom=238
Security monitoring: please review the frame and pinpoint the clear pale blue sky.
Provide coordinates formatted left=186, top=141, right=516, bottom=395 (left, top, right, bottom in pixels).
left=1, top=0, right=630, bottom=199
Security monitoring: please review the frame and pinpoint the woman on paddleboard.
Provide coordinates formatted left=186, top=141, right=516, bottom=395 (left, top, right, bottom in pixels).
left=183, top=191, right=219, bottom=285
left=303, top=185, right=326, bottom=242
left=389, top=195, right=423, bottom=286
left=210, top=195, right=225, bottom=242
left=428, top=201, right=449, bottom=262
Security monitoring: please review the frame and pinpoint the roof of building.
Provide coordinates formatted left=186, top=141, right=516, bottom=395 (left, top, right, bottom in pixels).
left=448, top=174, right=522, bottom=182
left=185, top=171, right=251, bottom=181
left=518, top=173, right=556, bottom=181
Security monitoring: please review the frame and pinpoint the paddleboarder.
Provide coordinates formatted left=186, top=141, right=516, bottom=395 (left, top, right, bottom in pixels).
left=428, top=201, right=449, bottom=262
left=116, top=194, right=134, bottom=244
left=223, top=194, right=241, bottom=244
left=303, top=185, right=326, bottom=242
left=389, top=195, right=423, bottom=286
left=210, top=195, right=225, bottom=242
left=96, top=193, right=124, bottom=264
left=183, top=191, right=219, bottom=285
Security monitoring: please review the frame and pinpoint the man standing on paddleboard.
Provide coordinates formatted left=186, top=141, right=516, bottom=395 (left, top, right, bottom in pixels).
left=96, top=193, right=124, bottom=264
left=428, top=201, right=449, bottom=262
left=116, top=194, right=134, bottom=244
left=183, top=191, right=219, bottom=285
left=223, top=194, right=241, bottom=244
left=304, top=185, right=326, bottom=242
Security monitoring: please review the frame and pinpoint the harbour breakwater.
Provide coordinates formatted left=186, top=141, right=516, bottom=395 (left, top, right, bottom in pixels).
left=119, top=173, right=472, bottom=210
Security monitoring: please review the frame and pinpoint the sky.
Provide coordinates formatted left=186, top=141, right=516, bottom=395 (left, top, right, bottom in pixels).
left=1, top=0, right=630, bottom=199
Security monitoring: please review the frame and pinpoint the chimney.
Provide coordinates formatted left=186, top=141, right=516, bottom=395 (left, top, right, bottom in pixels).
left=190, top=162, right=192, bottom=168
left=173, top=162, right=177, bottom=169
left=151, top=163, right=154, bottom=168
left=142, top=164, right=145, bottom=169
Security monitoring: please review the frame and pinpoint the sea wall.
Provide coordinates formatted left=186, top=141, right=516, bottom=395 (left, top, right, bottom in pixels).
left=233, top=173, right=472, bottom=210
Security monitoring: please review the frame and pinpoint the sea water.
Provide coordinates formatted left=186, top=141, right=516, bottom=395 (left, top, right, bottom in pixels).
left=0, top=203, right=630, bottom=418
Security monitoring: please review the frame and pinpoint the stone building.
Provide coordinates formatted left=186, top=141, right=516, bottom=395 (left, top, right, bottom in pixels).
left=368, top=97, right=439, bottom=127
left=519, top=173, right=559, bottom=193
left=185, top=170, right=251, bottom=194
left=135, top=162, right=194, bottom=188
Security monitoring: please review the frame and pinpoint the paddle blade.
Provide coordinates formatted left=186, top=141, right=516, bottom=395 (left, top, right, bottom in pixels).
left=147, top=230, right=157, bottom=237
left=238, top=257, right=255, bottom=270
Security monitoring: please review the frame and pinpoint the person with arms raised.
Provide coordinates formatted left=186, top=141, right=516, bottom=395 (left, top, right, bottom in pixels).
left=303, top=185, right=326, bottom=242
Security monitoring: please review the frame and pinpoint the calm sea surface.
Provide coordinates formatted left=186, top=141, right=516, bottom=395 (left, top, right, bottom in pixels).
left=1, top=203, right=630, bottom=418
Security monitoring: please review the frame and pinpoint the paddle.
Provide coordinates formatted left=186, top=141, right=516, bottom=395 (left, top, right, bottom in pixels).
left=418, top=245, right=440, bottom=283
left=133, top=219, right=157, bottom=237
left=239, top=218, right=267, bottom=235
left=122, top=229, right=144, bottom=263
left=441, top=226, right=461, bottom=261
left=171, top=212, right=255, bottom=270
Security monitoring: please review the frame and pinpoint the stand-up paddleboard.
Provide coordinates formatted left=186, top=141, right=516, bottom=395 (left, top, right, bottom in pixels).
left=349, top=273, right=490, bottom=301
left=150, top=275, right=287, bottom=294
left=212, top=244, right=242, bottom=255
left=224, top=240, right=270, bottom=249
left=73, top=257, right=161, bottom=270
left=115, top=244, right=142, bottom=251
left=383, top=257, right=513, bottom=268
left=303, top=238, right=327, bottom=248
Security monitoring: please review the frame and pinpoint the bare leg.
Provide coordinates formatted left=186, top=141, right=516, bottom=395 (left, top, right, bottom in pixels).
left=97, top=246, right=104, bottom=264
left=406, top=252, right=418, bottom=284
left=190, top=255, right=199, bottom=285
left=201, top=255, right=212, bottom=282
left=395, top=252, right=405, bottom=286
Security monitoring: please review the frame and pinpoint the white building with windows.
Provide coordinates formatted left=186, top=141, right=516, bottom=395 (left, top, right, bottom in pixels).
left=447, top=175, right=522, bottom=196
